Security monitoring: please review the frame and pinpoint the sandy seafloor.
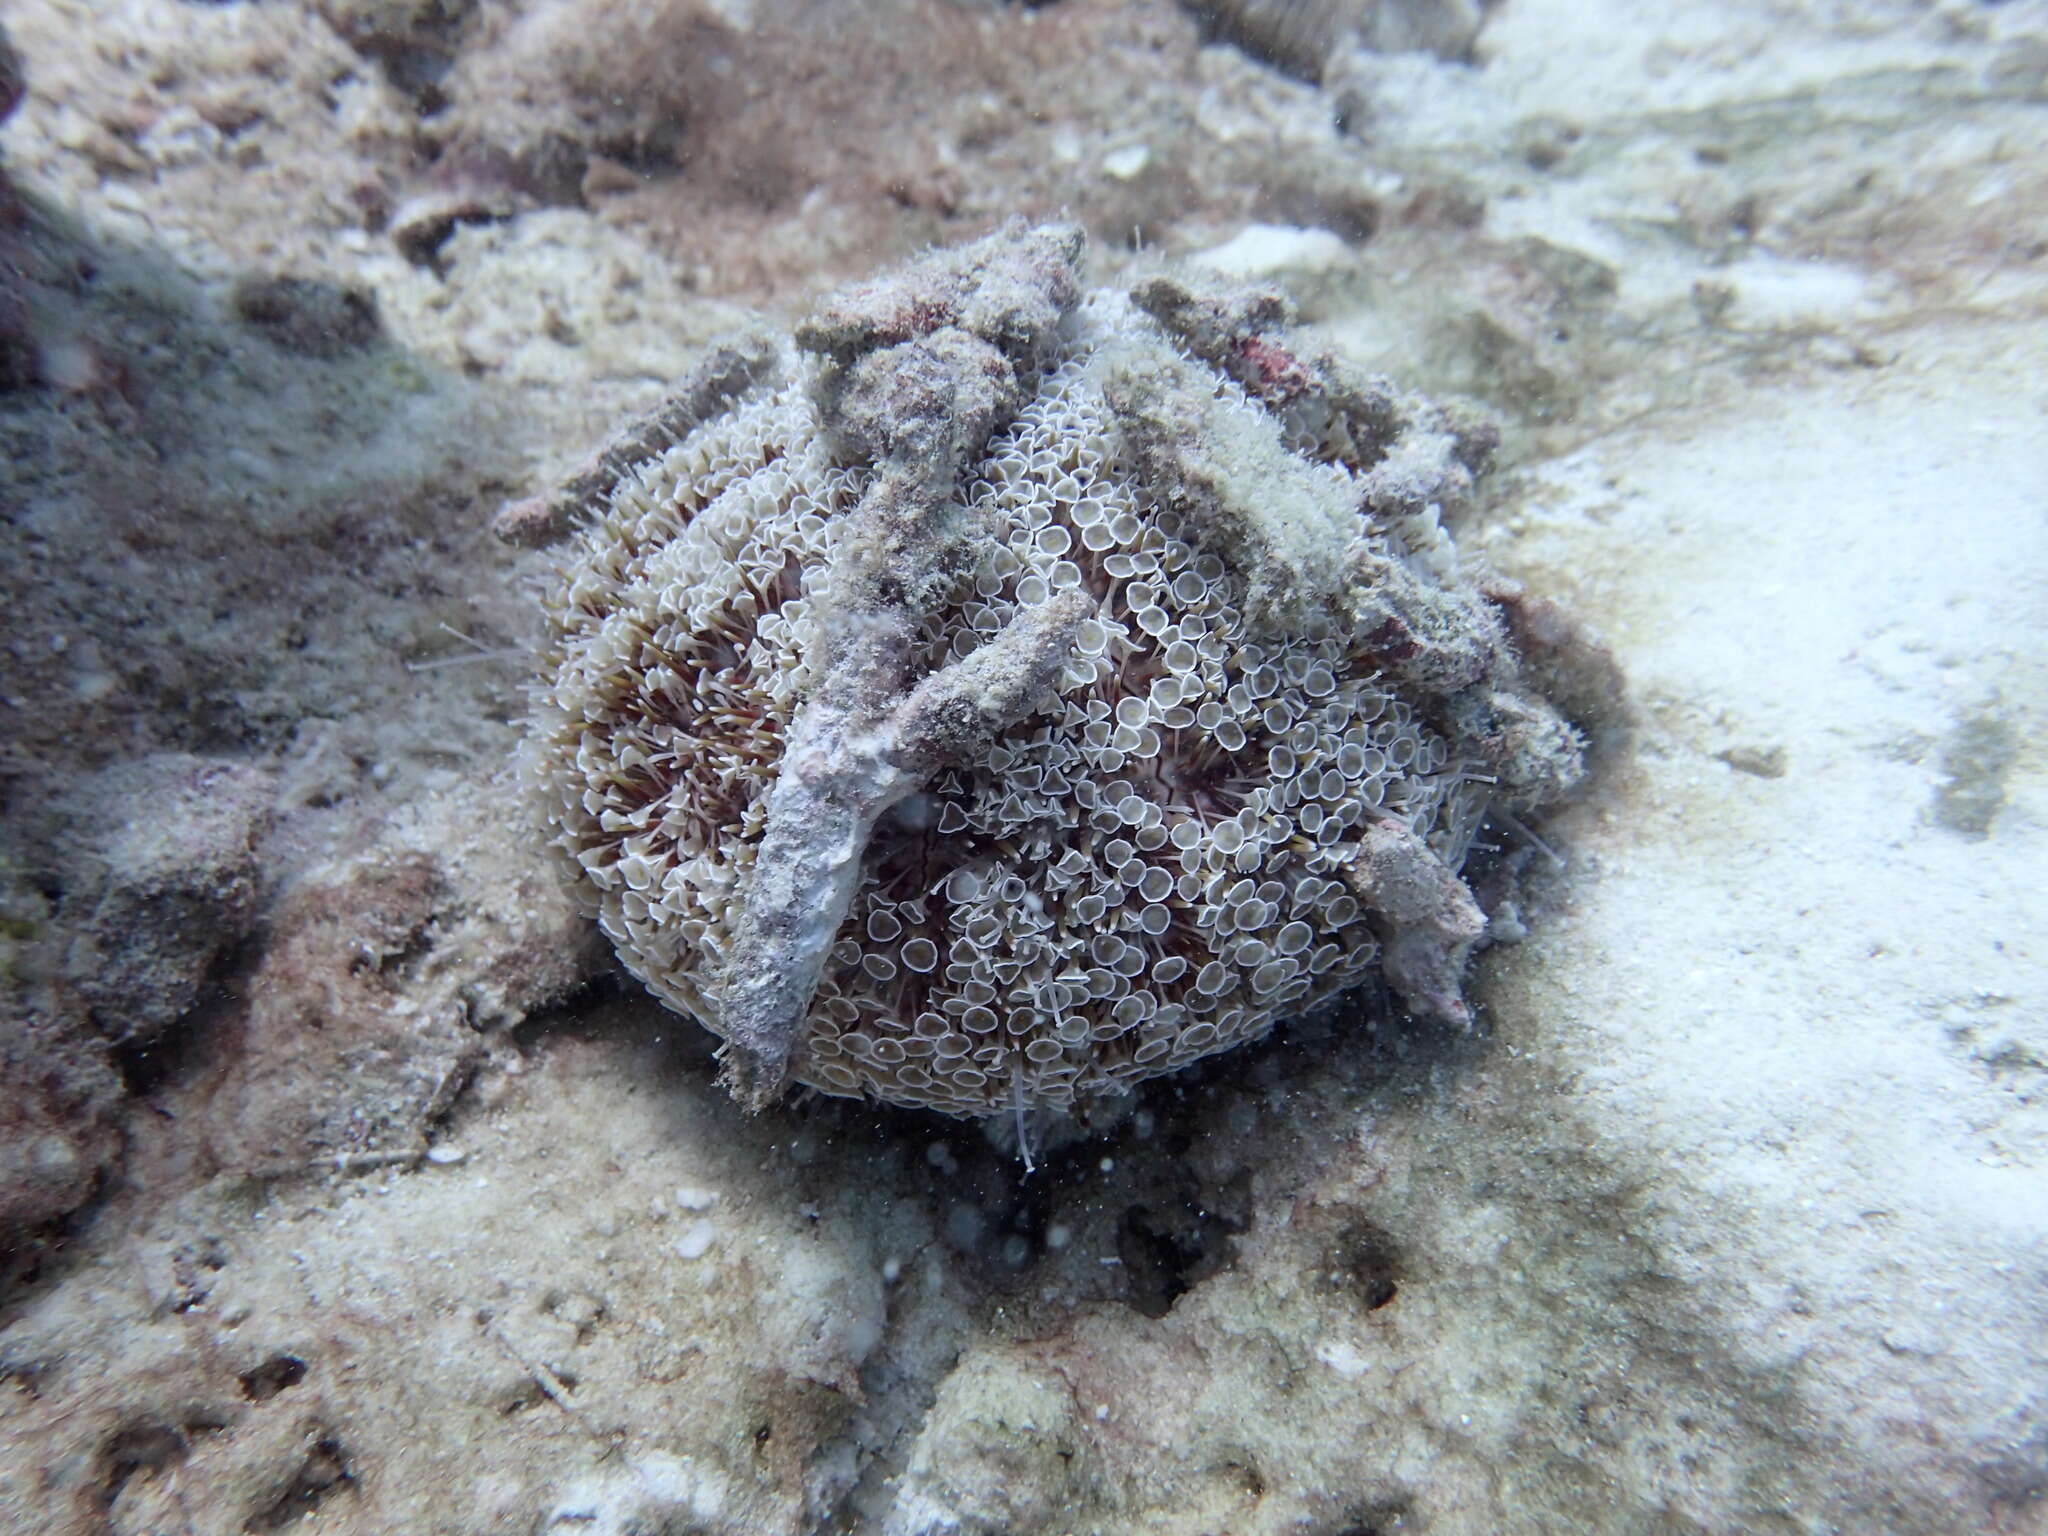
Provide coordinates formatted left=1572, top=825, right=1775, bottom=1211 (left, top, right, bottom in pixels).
left=1, top=1, right=2044, bottom=1532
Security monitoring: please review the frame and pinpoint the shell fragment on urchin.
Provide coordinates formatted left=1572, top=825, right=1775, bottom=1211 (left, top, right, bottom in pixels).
left=525, top=221, right=1582, bottom=1122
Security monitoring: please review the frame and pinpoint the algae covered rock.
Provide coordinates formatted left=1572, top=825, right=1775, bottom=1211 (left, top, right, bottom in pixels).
left=883, top=1348, right=1096, bottom=1536
left=0, top=1007, right=121, bottom=1243
left=526, top=221, right=1582, bottom=1124
left=61, top=753, right=273, bottom=1047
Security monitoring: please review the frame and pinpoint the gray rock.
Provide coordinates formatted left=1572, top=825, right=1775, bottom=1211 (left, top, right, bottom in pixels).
left=63, top=754, right=273, bottom=1046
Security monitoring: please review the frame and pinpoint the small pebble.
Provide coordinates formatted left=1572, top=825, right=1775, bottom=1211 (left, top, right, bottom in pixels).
left=1101, top=144, right=1151, bottom=180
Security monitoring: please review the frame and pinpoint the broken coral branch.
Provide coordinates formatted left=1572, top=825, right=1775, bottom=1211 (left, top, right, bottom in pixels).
left=716, top=223, right=1092, bottom=1109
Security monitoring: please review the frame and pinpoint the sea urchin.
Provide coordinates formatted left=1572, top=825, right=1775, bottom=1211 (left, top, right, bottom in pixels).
left=516, top=221, right=1582, bottom=1125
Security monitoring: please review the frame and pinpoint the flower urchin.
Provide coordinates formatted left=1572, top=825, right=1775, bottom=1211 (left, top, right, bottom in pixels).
left=519, top=222, right=1582, bottom=1125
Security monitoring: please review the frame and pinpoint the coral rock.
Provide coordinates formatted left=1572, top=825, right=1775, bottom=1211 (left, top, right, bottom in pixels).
left=529, top=223, right=1582, bottom=1122
left=61, top=753, right=274, bottom=1047
left=1183, top=0, right=1488, bottom=83
left=205, top=851, right=478, bottom=1172
left=0, top=1005, right=121, bottom=1242
left=883, top=1348, right=1096, bottom=1536
left=203, top=787, right=596, bottom=1173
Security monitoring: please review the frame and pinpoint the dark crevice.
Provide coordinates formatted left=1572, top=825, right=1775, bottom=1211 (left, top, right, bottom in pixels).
left=109, top=933, right=257, bottom=1097
left=239, top=1355, right=308, bottom=1401
left=1116, top=1190, right=1238, bottom=1319
left=97, top=1421, right=186, bottom=1509
left=246, top=1434, right=355, bottom=1532
left=1330, top=1217, right=1403, bottom=1311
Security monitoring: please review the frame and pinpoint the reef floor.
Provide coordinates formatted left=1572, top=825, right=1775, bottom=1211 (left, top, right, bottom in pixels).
left=1, top=1, right=2043, bottom=1532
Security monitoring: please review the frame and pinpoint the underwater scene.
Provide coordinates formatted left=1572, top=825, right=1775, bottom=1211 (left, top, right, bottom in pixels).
left=1, top=1, right=2043, bottom=1531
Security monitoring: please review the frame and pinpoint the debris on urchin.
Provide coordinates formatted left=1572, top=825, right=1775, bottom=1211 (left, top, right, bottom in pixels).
left=520, top=220, right=1582, bottom=1124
